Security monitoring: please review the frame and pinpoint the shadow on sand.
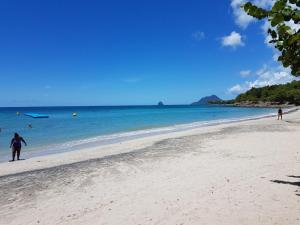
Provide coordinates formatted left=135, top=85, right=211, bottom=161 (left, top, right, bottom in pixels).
left=271, top=176, right=300, bottom=196
left=8, top=159, right=25, bottom=162
left=287, top=175, right=300, bottom=179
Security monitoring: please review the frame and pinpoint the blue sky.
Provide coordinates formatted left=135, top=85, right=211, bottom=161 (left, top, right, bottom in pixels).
left=0, top=0, right=295, bottom=106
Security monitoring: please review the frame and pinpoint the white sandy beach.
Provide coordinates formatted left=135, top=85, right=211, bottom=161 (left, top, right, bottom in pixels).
left=1, top=109, right=300, bottom=225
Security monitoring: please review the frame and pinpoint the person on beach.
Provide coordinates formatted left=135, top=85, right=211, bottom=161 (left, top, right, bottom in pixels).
left=10, top=133, right=27, bottom=161
left=278, top=107, right=283, bottom=120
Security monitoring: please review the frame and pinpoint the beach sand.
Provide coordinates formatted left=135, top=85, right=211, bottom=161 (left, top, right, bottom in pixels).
left=1, top=109, right=300, bottom=225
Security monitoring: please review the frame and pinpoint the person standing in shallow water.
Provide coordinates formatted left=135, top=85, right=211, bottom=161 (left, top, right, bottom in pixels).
left=10, top=133, right=27, bottom=161
left=278, top=107, right=283, bottom=120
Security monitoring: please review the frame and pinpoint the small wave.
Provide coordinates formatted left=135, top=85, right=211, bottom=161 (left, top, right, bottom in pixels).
left=17, top=108, right=294, bottom=160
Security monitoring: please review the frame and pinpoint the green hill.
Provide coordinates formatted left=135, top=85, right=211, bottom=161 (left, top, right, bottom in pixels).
left=235, top=81, right=300, bottom=106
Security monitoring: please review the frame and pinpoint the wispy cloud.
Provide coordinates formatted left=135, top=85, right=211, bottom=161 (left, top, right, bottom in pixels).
left=221, top=31, right=245, bottom=48
left=192, top=31, right=205, bottom=41
left=228, top=64, right=297, bottom=95
left=228, top=84, right=244, bottom=95
left=240, top=70, right=251, bottom=77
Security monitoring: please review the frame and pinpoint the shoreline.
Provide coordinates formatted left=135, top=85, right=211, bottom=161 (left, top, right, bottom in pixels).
left=0, top=107, right=289, bottom=163
left=0, top=105, right=276, bottom=162
left=0, top=107, right=298, bottom=177
left=211, top=103, right=297, bottom=108
left=1, top=106, right=300, bottom=224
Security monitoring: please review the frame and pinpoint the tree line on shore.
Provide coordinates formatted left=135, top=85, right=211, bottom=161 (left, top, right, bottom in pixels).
left=211, top=81, right=300, bottom=106
left=235, top=80, right=300, bottom=105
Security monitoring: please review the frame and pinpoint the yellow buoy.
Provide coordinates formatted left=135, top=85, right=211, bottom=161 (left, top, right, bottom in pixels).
left=72, top=112, right=77, bottom=117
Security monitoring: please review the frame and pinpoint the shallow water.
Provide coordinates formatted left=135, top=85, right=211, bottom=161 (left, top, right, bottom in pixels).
left=0, top=105, right=276, bottom=161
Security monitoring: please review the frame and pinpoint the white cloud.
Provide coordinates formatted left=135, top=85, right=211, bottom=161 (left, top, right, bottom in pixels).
left=252, top=66, right=294, bottom=87
left=288, top=2, right=300, bottom=10
left=254, top=0, right=274, bottom=8
left=230, top=0, right=273, bottom=28
left=229, top=84, right=244, bottom=94
left=228, top=64, right=297, bottom=95
left=272, top=52, right=280, bottom=62
left=261, top=20, right=273, bottom=47
left=221, top=31, right=245, bottom=48
left=193, top=31, right=205, bottom=41
left=240, top=70, right=251, bottom=77
left=285, top=20, right=300, bottom=32
left=231, top=0, right=254, bottom=28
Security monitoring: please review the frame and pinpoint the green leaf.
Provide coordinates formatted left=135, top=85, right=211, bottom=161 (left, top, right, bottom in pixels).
left=272, top=0, right=287, bottom=12
left=271, top=14, right=285, bottom=26
left=288, top=33, right=300, bottom=45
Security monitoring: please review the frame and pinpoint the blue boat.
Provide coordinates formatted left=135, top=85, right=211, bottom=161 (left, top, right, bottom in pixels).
left=24, top=113, right=49, bottom=118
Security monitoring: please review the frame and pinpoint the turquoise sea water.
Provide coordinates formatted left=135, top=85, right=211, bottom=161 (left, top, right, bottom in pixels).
left=0, top=105, right=276, bottom=161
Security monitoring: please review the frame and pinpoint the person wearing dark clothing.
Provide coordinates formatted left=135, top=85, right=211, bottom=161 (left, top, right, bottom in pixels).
left=10, top=133, right=27, bottom=161
left=278, top=107, right=283, bottom=120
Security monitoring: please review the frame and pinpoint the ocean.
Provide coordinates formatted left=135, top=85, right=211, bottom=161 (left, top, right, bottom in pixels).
left=0, top=105, right=276, bottom=161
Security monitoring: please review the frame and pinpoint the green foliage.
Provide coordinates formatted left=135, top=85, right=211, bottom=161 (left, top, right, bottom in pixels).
left=208, top=100, right=235, bottom=104
left=235, top=80, right=300, bottom=105
left=243, top=0, right=300, bottom=76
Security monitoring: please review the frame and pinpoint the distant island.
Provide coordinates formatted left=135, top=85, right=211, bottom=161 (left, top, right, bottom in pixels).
left=158, top=101, right=164, bottom=106
left=191, top=95, right=222, bottom=105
